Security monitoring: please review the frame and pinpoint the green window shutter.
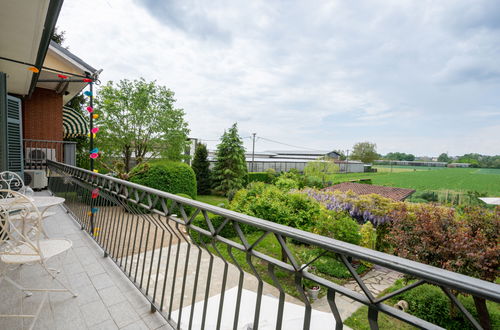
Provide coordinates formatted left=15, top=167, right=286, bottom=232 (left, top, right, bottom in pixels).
left=6, top=95, right=23, bottom=177
left=0, top=72, right=7, bottom=172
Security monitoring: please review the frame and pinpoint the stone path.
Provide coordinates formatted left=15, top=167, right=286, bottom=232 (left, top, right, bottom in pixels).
left=311, top=266, right=403, bottom=320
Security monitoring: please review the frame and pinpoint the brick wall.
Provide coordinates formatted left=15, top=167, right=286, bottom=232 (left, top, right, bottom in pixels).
left=22, top=87, right=63, bottom=141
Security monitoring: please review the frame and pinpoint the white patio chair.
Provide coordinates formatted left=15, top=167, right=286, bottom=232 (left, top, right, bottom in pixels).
left=0, top=171, right=34, bottom=196
left=0, top=190, right=77, bottom=330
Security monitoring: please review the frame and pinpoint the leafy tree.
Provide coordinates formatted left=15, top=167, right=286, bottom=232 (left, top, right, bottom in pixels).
left=191, top=143, right=211, bottom=195
left=437, top=153, right=451, bottom=163
left=304, top=157, right=339, bottom=186
left=96, top=78, right=189, bottom=177
left=350, top=141, right=379, bottom=164
left=389, top=204, right=499, bottom=329
left=385, top=152, right=415, bottom=161
left=51, top=27, right=66, bottom=46
left=212, top=123, right=247, bottom=196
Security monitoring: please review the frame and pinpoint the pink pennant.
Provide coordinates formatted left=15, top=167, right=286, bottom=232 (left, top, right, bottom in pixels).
left=91, top=188, right=99, bottom=199
left=91, top=127, right=99, bottom=134
left=86, top=106, right=94, bottom=113
left=90, top=153, right=99, bottom=159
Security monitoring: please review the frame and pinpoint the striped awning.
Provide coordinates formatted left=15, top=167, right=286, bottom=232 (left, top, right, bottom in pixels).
left=63, top=106, right=89, bottom=138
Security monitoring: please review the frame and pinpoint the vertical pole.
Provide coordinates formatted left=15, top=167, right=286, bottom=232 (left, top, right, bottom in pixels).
left=346, top=150, right=349, bottom=174
left=89, top=80, right=94, bottom=172
left=251, top=133, right=256, bottom=172
left=88, top=79, right=95, bottom=235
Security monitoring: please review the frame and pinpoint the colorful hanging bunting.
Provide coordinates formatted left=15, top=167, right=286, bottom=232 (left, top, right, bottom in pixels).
left=87, top=211, right=92, bottom=216
left=83, top=78, right=93, bottom=82
left=87, top=133, right=97, bottom=138
left=93, top=169, right=99, bottom=173
left=57, top=74, right=68, bottom=79
left=92, top=114, right=99, bottom=119
left=28, top=67, right=39, bottom=73
left=91, top=207, right=99, bottom=214
left=90, top=153, right=99, bottom=159
left=91, top=188, right=100, bottom=199
left=84, top=91, right=92, bottom=96
left=91, top=127, right=99, bottom=134
left=90, top=148, right=98, bottom=154
left=86, top=106, right=94, bottom=113
left=93, top=227, right=100, bottom=236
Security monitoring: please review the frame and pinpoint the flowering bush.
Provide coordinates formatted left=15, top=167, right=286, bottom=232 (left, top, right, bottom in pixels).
left=312, top=210, right=361, bottom=245
left=304, top=188, right=399, bottom=226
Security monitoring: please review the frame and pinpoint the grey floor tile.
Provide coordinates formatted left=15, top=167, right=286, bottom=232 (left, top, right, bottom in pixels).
left=80, top=300, right=112, bottom=327
left=119, top=319, right=149, bottom=330
left=107, top=300, right=141, bottom=328
left=90, top=273, right=115, bottom=291
left=141, top=312, right=168, bottom=329
left=98, top=285, right=127, bottom=307
left=88, top=319, right=119, bottom=330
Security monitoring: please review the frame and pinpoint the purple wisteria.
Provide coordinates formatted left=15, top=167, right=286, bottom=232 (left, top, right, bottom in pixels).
left=303, top=188, right=394, bottom=226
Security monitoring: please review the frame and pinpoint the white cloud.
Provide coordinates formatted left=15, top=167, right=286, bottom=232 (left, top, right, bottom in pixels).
left=57, top=0, right=500, bottom=156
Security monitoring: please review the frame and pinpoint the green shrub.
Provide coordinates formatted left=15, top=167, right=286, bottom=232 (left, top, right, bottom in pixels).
left=168, top=193, right=195, bottom=217
left=130, top=161, right=197, bottom=199
left=387, top=281, right=500, bottom=329
left=360, top=222, right=376, bottom=250
left=275, top=177, right=300, bottom=191
left=313, top=210, right=362, bottom=245
left=230, top=183, right=321, bottom=231
left=245, top=172, right=275, bottom=185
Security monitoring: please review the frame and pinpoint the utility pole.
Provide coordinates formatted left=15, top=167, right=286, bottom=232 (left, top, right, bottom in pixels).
left=251, top=133, right=256, bottom=172
left=345, top=149, right=349, bottom=174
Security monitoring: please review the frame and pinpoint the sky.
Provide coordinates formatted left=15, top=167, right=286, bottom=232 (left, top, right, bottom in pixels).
left=57, top=0, right=500, bottom=156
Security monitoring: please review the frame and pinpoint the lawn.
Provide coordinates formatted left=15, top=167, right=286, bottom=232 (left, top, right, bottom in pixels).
left=332, top=167, right=500, bottom=195
left=196, top=194, right=228, bottom=206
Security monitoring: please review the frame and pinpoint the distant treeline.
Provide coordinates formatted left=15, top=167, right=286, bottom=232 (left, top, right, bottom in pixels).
left=381, top=152, right=500, bottom=168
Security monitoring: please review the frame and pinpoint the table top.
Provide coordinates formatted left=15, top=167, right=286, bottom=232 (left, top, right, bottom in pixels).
left=0, top=196, right=65, bottom=209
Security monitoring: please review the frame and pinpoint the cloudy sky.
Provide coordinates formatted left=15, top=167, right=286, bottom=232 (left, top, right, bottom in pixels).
left=57, top=0, right=500, bottom=156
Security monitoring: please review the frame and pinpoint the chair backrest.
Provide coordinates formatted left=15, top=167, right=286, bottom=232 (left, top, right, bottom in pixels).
left=0, top=171, right=25, bottom=190
left=0, top=171, right=33, bottom=197
left=0, top=190, right=43, bottom=258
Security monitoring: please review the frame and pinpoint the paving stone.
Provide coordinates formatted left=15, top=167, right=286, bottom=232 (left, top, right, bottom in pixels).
left=107, top=300, right=141, bottom=328
left=80, top=300, right=112, bottom=327
left=88, top=319, right=119, bottom=330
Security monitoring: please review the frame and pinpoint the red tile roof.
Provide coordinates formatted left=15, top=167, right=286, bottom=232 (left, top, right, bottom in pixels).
left=323, top=182, right=415, bottom=201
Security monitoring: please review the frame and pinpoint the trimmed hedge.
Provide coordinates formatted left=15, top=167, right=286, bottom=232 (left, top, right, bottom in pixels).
left=130, top=161, right=197, bottom=199
left=245, top=172, right=275, bottom=185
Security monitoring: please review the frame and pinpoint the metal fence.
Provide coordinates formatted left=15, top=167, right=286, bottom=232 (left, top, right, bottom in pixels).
left=47, top=160, right=499, bottom=330
left=24, top=139, right=76, bottom=170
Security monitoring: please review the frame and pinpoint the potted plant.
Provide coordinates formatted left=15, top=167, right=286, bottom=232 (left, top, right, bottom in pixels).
left=302, top=265, right=321, bottom=300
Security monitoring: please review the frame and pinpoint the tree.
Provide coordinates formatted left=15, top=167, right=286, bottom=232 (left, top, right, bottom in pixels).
left=437, top=153, right=451, bottom=163
left=350, top=142, right=378, bottom=164
left=51, top=27, right=66, bottom=46
left=212, top=123, right=247, bottom=196
left=389, top=204, right=499, bottom=329
left=191, top=143, right=211, bottom=195
left=96, top=79, right=189, bottom=177
left=304, top=157, right=339, bottom=186
left=385, top=152, right=415, bottom=161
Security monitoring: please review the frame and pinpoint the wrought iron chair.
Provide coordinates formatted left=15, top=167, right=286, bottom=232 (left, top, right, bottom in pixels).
left=0, top=190, right=77, bottom=330
left=0, top=171, right=34, bottom=196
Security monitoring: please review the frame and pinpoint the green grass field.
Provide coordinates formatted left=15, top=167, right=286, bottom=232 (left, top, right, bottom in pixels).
left=334, top=167, right=500, bottom=195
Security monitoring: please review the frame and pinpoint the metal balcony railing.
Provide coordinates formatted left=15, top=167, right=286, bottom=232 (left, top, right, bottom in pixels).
left=24, top=139, right=77, bottom=170
left=46, top=160, right=500, bottom=330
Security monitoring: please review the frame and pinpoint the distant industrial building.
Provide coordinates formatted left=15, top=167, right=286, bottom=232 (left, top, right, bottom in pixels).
left=207, top=150, right=365, bottom=173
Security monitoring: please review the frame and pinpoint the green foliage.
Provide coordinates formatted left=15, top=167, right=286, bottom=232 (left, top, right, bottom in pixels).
left=275, top=177, right=299, bottom=191
left=212, top=123, right=247, bottom=196
left=245, top=172, right=275, bottom=185
left=312, top=210, right=361, bottom=245
left=96, top=78, right=189, bottom=173
left=230, top=183, right=321, bottom=231
left=350, top=141, right=379, bottom=164
left=129, top=161, right=197, bottom=199
left=385, top=152, right=415, bottom=161
left=360, top=222, right=377, bottom=250
left=168, top=193, right=195, bottom=216
left=438, top=152, right=451, bottom=163
left=191, top=143, right=211, bottom=195
left=304, top=158, right=339, bottom=186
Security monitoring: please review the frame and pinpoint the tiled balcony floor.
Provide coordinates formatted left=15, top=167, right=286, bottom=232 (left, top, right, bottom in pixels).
left=0, top=192, right=173, bottom=330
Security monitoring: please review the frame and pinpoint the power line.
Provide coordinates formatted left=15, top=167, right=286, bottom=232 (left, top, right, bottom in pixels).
left=257, top=136, right=320, bottom=151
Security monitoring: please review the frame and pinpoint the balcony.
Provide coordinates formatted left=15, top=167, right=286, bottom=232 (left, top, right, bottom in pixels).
left=1, top=160, right=498, bottom=329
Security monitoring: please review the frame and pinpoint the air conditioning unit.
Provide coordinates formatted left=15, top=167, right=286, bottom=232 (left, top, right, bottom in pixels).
left=24, top=170, right=48, bottom=190
left=25, top=148, right=56, bottom=163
